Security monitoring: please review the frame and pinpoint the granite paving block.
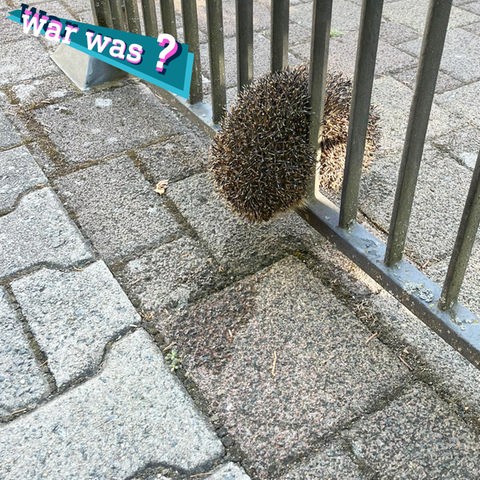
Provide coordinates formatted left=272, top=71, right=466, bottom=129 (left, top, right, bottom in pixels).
left=383, top=1, right=475, bottom=33
left=167, top=173, right=320, bottom=277
left=0, top=146, right=47, bottom=211
left=359, top=146, right=471, bottom=265
left=463, top=21, right=480, bottom=36
left=400, top=27, right=480, bottom=83
left=200, top=34, right=301, bottom=89
left=206, top=463, right=251, bottom=480
left=164, top=257, right=409, bottom=478
left=11, top=74, right=81, bottom=108
left=436, top=81, right=480, bottom=129
left=432, top=123, right=480, bottom=169
left=344, top=384, right=480, bottom=480
left=33, top=83, right=187, bottom=165
left=0, top=38, right=58, bottom=87
left=280, top=441, right=371, bottom=480
left=12, top=261, right=141, bottom=387
left=460, top=2, right=480, bottom=15
left=55, top=156, right=181, bottom=264
left=0, top=108, right=20, bottom=149
left=136, top=130, right=209, bottom=183
left=392, top=67, right=464, bottom=94
left=0, top=329, right=224, bottom=479
left=0, top=188, right=92, bottom=279
left=117, top=236, right=223, bottom=314
left=290, top=0, right=361, bottom=33
left=0, top=287, right=49, bottom=418
left=380, top=20, right=419, bottom=46
left=371, top=76, right=463, bottom=152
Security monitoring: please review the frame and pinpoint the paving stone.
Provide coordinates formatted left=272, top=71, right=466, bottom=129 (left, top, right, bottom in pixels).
left=371, top=76, right=463, bottom=152
left=0, top=329, right=224, bottom=479
left=344, top=384, right=480, bottom=480
left=33, top=83, right=187, bottom=165
left=136, top=130, right=210, bottom=183
left=291, top=33, right=415, bottom=77
left=206, top=463, right=251, bottom=480
left=200, top=34, right=301, bottom=89
left=432, top=123, right=480, bottom=169
left=0, top=188, right=92, bottom=279
left=280, top=441, right=371, bottom=480
left=436, top=81, right=480, bottom=129
left=359, top=146, right=471, bottom=265
left=291, top=0, right=361, bottom=33
left=11, top=74, right=81, bottom=108
left=0, top=287, right=49, bottom=418
left=55, top=156, right=181, bottom=264
left=117, top=236, right=223, bottom=314
left=383, top=1, right=475, bottom=33
left=400, top=27, right=480, bottom=83
left=0, top=38, right=58, bottom=87
left=463, top=21, right=480, bottom=36
left=196, top=0, right=271, bottom=38
left=11, top=261, right=141, bottom=387
left=0, top=146, right=47, bottom=211
left=0, top=108, right=21, bottom=149
left=380, top=20, right=419, bottom=46
left=392, top=66, right=464, bottom=94
left=163, top=257, right=409, bottom=478
left=167, top=173, right=321, bottom=277
left=458, top=1, right=480, bottom=15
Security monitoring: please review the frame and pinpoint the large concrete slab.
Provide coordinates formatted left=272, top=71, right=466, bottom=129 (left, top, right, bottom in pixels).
left=0, top=287, right=49, bottom=418
left=33, top=83, right=187, bottom=165
left=117, top=236, right=224, bottom=314
left=162, top=257, right=409, bottom=478
left=0, top=329, right=223, bottom=479
left=0, top=146, right=47, bottom=211
left=167, top=173, right=320, bottom=277
left=55, top=156, right=181, bottom=264
left=0, top=188, right=92, bottom=279
left=11, top=261, right=141, bottom=387
left=344, top=384, right=480, bottom=480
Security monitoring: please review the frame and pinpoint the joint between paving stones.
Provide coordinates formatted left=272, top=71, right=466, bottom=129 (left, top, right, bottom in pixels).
left=2, top=285, right=57, bottom=395
left=0, top=183, right=49, bottom=218
left=0, top=257, right=98, bottom=288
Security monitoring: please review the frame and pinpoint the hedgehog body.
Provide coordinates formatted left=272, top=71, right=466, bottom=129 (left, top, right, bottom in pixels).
left=210, top=66, right=380, bottom=222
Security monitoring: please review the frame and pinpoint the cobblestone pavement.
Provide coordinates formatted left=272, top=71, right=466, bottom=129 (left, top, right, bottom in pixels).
left=1, top=0, right=480, bottom=479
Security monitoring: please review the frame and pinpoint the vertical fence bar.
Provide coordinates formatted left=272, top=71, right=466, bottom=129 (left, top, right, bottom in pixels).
left=206, top=0, right=227, bottom=123
left=124, top=0, right=142, bottom=34
left=141, top=0, right=159, bottom=37
left=339, top=0, right=384, bottom=228
left=236, top=0, right=254, bottom=91
left=182, top=0, right=203, bottom=103
left=271, top=0, right=289, bottom=72
left=89, top=0, right=113, bottom=27
left=308, top=0, right=333, bottom=152
left=384, top=0, right=452, bottom=266
left=440, top=150, right=480, bottom=310
left=108, top=0, right=127, bottom=30
left=160, top=0, right=178, bottom=37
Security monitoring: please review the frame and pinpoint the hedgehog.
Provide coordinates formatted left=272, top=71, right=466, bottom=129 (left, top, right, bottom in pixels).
left=210, top=65, right=380, bottom=222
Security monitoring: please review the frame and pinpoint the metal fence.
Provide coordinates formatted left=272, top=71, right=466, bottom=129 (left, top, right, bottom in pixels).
left=89, top=0, right=480, bottom=368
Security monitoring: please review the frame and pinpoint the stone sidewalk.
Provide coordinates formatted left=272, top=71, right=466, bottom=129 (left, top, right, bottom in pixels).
left=2, top=0, right=480, bottom=479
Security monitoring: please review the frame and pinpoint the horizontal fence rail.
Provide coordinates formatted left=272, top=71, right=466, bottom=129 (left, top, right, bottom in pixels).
left=89, top=0, right=480, bottom=369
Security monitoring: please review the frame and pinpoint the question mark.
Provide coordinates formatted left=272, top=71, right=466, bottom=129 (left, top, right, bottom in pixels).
left=156, top=33, right=178, bottom=73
